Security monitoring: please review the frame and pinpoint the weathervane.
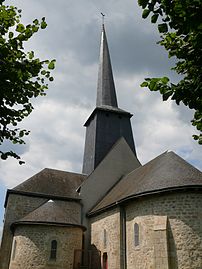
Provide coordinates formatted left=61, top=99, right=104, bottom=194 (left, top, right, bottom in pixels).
left=101, top=12, right=105, bottom=24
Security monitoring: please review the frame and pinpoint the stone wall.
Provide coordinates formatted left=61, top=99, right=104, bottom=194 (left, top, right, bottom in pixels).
left=0, top=193, right=82, bottom=269
left=9, top=225, right=83, bottom=269
left=126, top=191, right=202, bottom=269
left=0, top=193, right=47, bottom=269
left=90, top=208, right=120, bottom=269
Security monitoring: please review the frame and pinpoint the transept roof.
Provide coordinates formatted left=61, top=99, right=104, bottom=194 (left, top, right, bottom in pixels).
left=89, top=151, right=202, bottom=214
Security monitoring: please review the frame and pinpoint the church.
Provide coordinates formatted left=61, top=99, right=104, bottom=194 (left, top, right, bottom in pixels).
left=0, top=24, right=202, bottom=269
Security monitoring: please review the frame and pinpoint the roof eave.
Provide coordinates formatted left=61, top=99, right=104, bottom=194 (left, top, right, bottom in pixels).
left=10, top=221, right=86, bottom=233
left=87, top=185, right=202, bottom=217
left=5, top=189, right=81, bottom=208
left=84, top=107, right=132, bottom=126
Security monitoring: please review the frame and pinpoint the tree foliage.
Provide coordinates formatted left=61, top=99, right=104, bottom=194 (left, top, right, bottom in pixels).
left=138, top=0, right=202, bottom=144
left=0, top=0, right=55, bottom=163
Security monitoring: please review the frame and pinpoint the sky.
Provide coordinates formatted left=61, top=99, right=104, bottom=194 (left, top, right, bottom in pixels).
left=0, top=0, right=201, bottom=239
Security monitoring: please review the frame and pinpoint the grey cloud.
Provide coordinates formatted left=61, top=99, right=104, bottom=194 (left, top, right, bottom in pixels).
left=1, top=0, right=201, bottom=186
left=0, top=140, right=30, bottom=156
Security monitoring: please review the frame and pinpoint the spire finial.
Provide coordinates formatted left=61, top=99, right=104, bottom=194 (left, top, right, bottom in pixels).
left=101, top=12, right=105, bottom=25
left=96, top=21, right=118, bottom=108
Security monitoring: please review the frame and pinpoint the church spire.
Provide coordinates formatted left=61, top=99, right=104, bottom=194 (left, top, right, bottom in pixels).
left=96, top=24, right=118, bottom=108
left=82, top=24, right=137, bottom=175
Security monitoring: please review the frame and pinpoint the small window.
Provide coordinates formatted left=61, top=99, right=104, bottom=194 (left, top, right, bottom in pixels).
left=50, top=240, right=57, bottom=260
left=12, top=240, right=17, bottom=261
left=103, top=252, right=108, bottom=269
left=134, top=223, right=140, bottom=247
left=103, top=229, right=107, bottom=248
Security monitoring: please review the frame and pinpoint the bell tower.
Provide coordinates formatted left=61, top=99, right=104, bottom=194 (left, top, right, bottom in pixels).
left=82, top=24, right=137, bottom=175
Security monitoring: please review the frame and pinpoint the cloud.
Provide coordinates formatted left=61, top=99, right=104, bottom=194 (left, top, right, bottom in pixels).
left=0, top=100, right=89, bottom=188
left=116, top=74, right=201, bottom=169
left=0, top=0, right=201, bottom=230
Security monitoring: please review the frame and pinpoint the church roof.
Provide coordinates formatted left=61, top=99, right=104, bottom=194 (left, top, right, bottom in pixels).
left=84, top=106, right=132, bottom=127
left=16, top=200, right=79, bottom=225
left=96, top=24, right=118, bottom=108
left=89, top=151, right=202, bottom=214
left=80, top=137, right=141, bottom=213
left=11, top=200, right=86, bottom=231
left=13, top=168, right=86, bottom=199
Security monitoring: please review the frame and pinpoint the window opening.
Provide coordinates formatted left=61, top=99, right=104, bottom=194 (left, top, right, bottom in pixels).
left=134, top=223, right=140, bottom=246
left=12, top=240, right=17, bottom=261
left=103, top=252, right=108, bottom=269
left=103, top=229, right=107, bottom=248
left=50, top=240, right=57, bottom=260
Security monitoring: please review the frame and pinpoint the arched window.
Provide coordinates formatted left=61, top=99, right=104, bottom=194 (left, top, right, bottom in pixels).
left=103, top=229, right=107, bottom=248
left=134, top=223, right=140, bottom=247
left=50, top=240, right=57, bottom=260
left=12, top=240, right=17, bottom=261
left=103, top=252, right=108, bottom=269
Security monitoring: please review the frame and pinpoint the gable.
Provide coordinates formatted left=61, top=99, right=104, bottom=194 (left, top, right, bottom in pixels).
left=79, top=137, right=141, bottom=213
left=89, top=151, right=202, bottom=214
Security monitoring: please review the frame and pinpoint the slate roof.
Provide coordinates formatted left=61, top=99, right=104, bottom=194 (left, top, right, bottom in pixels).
left=13, top=168, right=87, bottom=199
left=90, top=151, right=202, bottom=214
left=96, top=24, right=118, bottom=108
left=16, top=200, right=79, bottom=225
left=84, top=106, right=132, bottom=127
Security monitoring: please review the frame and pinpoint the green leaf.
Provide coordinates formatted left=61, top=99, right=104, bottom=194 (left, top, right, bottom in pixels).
left=162, top=90, right=173, bottom=101
left=151, top=14, right=159, bottom=23
left=158, top=23, right=168, bottom=33
left=145, top=78, right=151, bottom=82
left=16, top=23, right=25, bottom=33
left=1, top=154, right=7, bottom=160
left=9, top=31, right=14, bottom=38
left=48, top=60, right=55, bottom=70
left=161, top=77, right=169, bottom=84
left=41, top=70, right=46, bottom=75
left=41, top=21, right=47, bottom=29
left=25, top=28, right=33, bottom=38
left=149, top=80, right=157, bottom=91
left=19, top=130, right=24, bottom=137
left=138, top=0, right=149, bottom=8
left=140, top=81, right=148, bottom=87
left=33, top=19, right=39, bottom=25
left=193, top=135, right=198, bottom=140
left=32, top=26, right=39, bottom=32
left=28, top=51, right=34, bottom=60
left=142, top=9, right=150, bottom=19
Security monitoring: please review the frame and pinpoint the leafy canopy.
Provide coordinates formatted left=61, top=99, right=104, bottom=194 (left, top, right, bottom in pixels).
left=138, top=0, right=202, bottom=144
left=0, top=0, right=55, bottom=163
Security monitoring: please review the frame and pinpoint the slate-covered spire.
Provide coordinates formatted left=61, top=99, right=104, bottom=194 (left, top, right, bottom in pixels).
left=82, top=24, right=137, bottom=175
left=96, top=24, right=118, bottom=108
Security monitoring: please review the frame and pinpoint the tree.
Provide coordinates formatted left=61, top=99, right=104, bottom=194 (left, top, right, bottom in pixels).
left=0, top=0, right=55, bottom=163
left=138, top=0, right=202, bottom=144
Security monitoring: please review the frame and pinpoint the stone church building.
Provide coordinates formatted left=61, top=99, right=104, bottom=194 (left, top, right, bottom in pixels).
left=0, top=25, right=202, bottom=269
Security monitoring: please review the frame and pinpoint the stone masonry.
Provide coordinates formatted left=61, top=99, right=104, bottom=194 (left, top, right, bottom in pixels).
left=0, top=193, right=47, bottom=269
left=90, top=208, right=120, bottom=269
left=126, top=191, right=202, bottom=269
left=9, top=225, right=83, bottom=269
